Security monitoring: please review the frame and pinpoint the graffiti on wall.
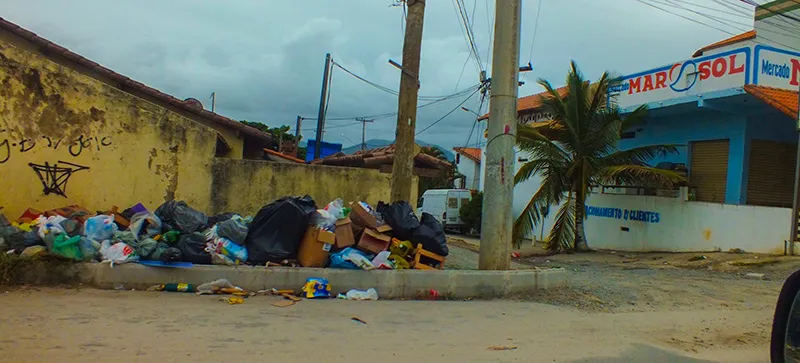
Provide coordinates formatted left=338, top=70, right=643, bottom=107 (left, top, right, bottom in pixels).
left=28, top=161, right=90, bottom=197
left=0, top=129, right=112, bottom=164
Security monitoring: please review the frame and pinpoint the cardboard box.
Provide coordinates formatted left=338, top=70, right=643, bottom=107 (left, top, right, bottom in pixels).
left=334, top=217, right=355, bottom=249
left=350, top=202, right=393, bottom=233
left=350, top=202, right=378, bottom=229
left=298, top=226, right=336, bottom=267
left=357, top=228, right=392, bottom=254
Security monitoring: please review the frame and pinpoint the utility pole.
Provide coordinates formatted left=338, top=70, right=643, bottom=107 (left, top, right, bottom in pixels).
left=314, top=53, right=332, bottom=159
left=209, top=92, right=216, bottom=112
left=295, top=116, right=303, bottom=146
left=479, top=0, right=521, bottom=270
left=790, top=86, right=800, bottom=255
left=356, top=118, right=374, bottom=151
left=390, top=0, right=425, bottom=202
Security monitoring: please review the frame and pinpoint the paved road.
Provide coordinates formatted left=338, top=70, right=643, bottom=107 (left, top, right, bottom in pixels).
left=0, top=288, right=767, bottom=363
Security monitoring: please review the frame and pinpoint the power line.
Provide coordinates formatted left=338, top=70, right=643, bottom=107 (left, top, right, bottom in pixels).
left=484, top=0, right=494, bottom=67
left=416, top=87, right=482, bottom=136
left=333, top=60, right=479, bottom=100
left=451, top=0, right=483, bottom=73
left=304, top=84, right=482, bottom=122
left=527, top=0, right=543, bottom=62
left=667, top=0, right=751, bottom=18
left=657, top=0, right=751, bottom=31
left=636, top=0, right=738, bottom=35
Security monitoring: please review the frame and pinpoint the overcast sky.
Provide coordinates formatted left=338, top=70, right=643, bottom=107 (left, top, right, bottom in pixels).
left=0, top=0, right=757, bottom=150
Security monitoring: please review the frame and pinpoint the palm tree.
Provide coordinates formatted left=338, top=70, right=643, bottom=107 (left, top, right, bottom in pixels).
left=514, top=61, right=685, bottom=253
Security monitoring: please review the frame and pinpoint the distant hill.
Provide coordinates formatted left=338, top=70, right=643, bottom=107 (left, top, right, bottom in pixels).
left=341, top=139, right=455, bottom=161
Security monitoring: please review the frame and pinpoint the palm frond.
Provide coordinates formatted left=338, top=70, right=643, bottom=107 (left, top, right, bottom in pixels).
left=546, top=194, right=576, bottom=253
left=513, top=173, right=566, bottom=247
left=600, top=145, right=681, bottom=167
left=597, top=165, right=686, bottom=188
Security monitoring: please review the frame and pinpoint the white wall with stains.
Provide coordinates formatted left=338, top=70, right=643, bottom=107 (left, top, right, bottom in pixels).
left=584, top=191, right=792, bottom=254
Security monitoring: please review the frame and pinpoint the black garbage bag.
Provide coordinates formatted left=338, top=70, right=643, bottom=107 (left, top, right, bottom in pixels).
left=207, top=212, right=237, bottom=227
left=216, top=217, right=248, bottom=245
left=177, top=232, right=211, bottom=264
left=377, top=201, right=420, bottom=241
left=155, top=200, right=208, bottom=234
left=245, top=195, right=316, bottom=264
left=411, top=212, right=449, bottom=257
left=8, top=230, right=44, bottom=253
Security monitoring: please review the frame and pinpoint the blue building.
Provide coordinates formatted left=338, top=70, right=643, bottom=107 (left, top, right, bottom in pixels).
left=609, top=30, right=799, bottom=207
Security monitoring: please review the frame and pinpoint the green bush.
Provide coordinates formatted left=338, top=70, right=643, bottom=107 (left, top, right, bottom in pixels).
left=459, top=192, right=483, bottom=234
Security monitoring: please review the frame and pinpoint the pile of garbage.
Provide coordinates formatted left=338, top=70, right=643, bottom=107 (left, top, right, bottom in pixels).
left=0, top=196, right=449, bottom=269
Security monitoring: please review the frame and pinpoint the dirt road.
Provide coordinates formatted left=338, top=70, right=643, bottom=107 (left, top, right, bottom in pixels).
left=0, top=287, right=770, bottom=363
left=0, top=243, right=794, bottom=362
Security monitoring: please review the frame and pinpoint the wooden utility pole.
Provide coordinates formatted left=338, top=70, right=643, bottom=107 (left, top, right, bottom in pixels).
left=210, top=92, right=216, bottom=112
left=479, top=0, right=521, bottom=270
left=390, top=0, right=425, bottom=202
left=356, top=118, right=374, bottom=151
left=314, top=53, right=332, bottom=159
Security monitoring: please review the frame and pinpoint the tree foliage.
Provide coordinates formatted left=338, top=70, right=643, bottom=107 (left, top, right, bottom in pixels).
left=459, top=192, right=483, bottom=233
left=514, top=61, right=686, bottom=253
left=417, top=146, right=461, bottom=197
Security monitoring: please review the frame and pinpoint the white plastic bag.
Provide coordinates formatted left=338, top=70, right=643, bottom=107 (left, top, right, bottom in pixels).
left=100, top=240, right=139, bottom=267
left=36, top=215, right=67, bottom=240
left=324, top=199, right=346, bottom=219
left=310, top=209, right=337, bottom=230
left=345, top=288, right=379, bottom=300
left=371, top=251, right=394, bottom=269
left=84, top=215, right=118, bottom=241
left=128, top=212, right=162, bottom=241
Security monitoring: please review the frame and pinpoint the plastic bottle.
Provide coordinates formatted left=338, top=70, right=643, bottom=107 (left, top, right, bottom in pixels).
left=163, top=283, right=195, bottom=292
left=345, top=288, right=379, bottom=300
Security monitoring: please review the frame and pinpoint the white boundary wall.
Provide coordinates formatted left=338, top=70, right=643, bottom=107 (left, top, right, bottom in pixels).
left=584, top=192, right=791, bottom=254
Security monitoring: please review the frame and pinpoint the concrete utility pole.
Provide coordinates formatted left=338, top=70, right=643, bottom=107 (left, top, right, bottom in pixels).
left=390, top=0, right=425, bottom=202
left=479, top=0, right=521, bottom=270
left=209, top=92, right=216, bottom=112
left=356, top=118, right=374, bottom=151
left=790, top=86, right=800, bottom=255
left=314, top=53, right=332, bottom=160
left=295, top=116, right=303, bottom=145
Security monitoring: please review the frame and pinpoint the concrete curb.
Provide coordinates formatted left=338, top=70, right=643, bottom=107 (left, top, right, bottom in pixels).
left=79, top=264, right=567, bottom=298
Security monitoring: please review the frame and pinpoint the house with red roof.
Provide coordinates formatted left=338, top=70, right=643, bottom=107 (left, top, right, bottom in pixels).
left=452, top=147, right=481, bottom=190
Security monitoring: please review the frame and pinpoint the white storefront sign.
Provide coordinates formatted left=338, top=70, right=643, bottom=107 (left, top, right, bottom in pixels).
left=610, top=48, right=751, bottom=108
left=753, top=45, right=800, bottom=91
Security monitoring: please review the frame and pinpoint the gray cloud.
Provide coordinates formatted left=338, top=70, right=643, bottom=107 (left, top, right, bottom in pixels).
left=0, top=0, right=752, bottom=150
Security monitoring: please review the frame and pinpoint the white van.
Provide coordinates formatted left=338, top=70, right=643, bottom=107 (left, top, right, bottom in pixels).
left=418, top=189, right=472, bottom=232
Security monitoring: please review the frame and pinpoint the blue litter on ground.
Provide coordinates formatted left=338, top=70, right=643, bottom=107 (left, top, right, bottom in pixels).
left=138, top=261, right=193, bottom=268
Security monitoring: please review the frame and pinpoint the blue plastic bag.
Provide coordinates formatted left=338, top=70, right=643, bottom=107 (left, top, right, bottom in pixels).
left=84, top=215, right=118, bottom=241
left=329, top=247, right=374, bottom=270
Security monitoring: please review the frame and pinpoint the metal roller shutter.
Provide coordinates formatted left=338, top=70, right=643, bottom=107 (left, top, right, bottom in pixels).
left=690, top=140, right=730, bottom=203
left=746, top=140, right=796, bottom=208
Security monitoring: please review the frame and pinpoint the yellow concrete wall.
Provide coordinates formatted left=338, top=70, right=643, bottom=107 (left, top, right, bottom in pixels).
left=210, top=159, right=408, bottom=215
left=0, top=36, right=219, bottom=218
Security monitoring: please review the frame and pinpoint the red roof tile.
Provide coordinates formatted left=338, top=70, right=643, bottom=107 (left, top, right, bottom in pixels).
left=0, top=17, right=273, bottom=143
left=478, top=86, right=568, bottom=120
left=744, top=84, right=799, bottom=119
left=453, top=147, right=481, bottom=163
left=263, top=148, right=305, bottom=163
left=693, top=30, right=756, bottom=57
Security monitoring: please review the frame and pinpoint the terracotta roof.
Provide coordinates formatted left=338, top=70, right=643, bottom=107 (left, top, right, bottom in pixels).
left=0, top=17, right=272, bottom=143
left=312, top=143, right=452, bottom=170
left=744, top=85, right=799, bottom=119
left=478, top=86, right=568, bottom=120
left=453, top=147, right=481, bottom=163
left=263, top=148, right=305, bottom=163
left=693, top=30, right=756, bottom=57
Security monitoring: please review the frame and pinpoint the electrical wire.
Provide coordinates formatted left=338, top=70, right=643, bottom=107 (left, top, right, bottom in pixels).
left=527, top=0, right=543, bottom=62
left=635, top=0, right=739, bottom=35
left=302, top=122, right=360, bottom=133
left=484, top=0, right=494, bottom=68
left=303, top=84, right=482, bottom=122
left=451, top=0, right=483, bottom=74
left=332, top=60, right=481, bottom=100
left=666, top=0, right=752, bottom=18
left=416, top=87, right=482, bottom=136
left=637, top=0, right=800, bottom=51
left=738, top=0, right=800, bottom=24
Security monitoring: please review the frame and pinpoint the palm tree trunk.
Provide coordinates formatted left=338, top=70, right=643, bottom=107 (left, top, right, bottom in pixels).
left=574, top=190, right=590, bottom=252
